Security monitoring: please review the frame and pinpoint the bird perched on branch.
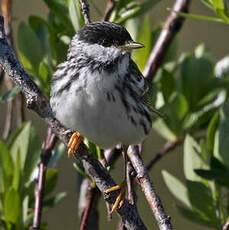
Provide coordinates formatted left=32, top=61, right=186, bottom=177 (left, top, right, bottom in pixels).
left=50, top=21, right=156, bottom=211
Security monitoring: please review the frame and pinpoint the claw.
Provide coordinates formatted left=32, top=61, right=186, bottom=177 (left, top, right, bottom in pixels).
left=105, top=181, right=126, bottom=212
left=67, top=132, right=83, bottom=157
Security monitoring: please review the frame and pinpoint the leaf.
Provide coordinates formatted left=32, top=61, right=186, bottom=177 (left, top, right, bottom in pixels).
left=12, top=150, right=21, bottom=191
left=214, top=103, right=229, bottom=167
left=186, top=180, right=219, bottom=226
left=9, top=122, right=31, bottom=170
left=0, top=86, right=20, bottom=103
left=44, top=0, right=74, bottom=34
left=23, top=124, right=41, bottom=183
left=177, top=205, right=220, bottom=228
left=4, top=188, right=21, bottom=224
left=179, top=55, right=215, bottom=110
left=43, top=192, right=66, bottom=209
left=0, top=141, right=13, bottom=193
left=162, top=170, right=191, bottom=208
left=68, top=0, right=84, bottom=32
left=183, top=135, right=206, bottom=181
left=48, top=143, right=65, bottom=168
left=152, top=118, right=177, bottom=141
left=17, top=22, right=44, bottom=73
left=45, top=169, right=58, bottom=196
left=207, top=112, right=219, bottom=153
left=215, top=55, right=229, bottom=78
left=132, top=16, right=153, bottom=72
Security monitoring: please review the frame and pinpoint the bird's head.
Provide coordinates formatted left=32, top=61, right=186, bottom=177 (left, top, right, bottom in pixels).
left=77, top=21, right=144, bottom=52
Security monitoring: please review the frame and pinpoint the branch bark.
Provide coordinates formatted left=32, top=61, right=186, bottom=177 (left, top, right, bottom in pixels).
left=80, top=0, right=91, bottom=24
left=103, top=0, right=116, bottom=21
left=143, top=0, right=190, bottom=81
left=30, top=127, right=57, bottom=230
left=0, top=16, right=146, bottom=230
left=128, top=146, right=172, bottom=230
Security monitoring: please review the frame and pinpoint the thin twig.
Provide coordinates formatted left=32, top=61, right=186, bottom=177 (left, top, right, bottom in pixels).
left=103, top=0, right=115, bottom=21
left=30, top=127, right=57, bottom=230
left=80, top=183, right=98, bottom=230
left=127, top=145, right=172, bottom=230
left=143, top=0, right=190, bottom=81
left=147, top=139, right=183, bottom=170
left=0, top=17, right=147, bottom=230
left=80, top=0, right=91, bottom=24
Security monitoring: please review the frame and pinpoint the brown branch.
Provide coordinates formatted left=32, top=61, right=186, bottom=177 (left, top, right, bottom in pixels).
left=30, top=127, right=57, bottom=230
left=0, top=16, right=147, bottom=230
left=79, top=180, right=99, bottom=230
left=80, top=0, right=91, bottom=24
left=103, top=0, right=116, bottom=21
left=143, top=0, right=190, bottom=81
left=127, top=145, right=172, bottom=230
left=147, top=139, right=183, bottom=170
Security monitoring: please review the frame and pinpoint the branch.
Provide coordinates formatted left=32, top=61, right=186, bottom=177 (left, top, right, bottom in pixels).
left=103, top=0, right=116, bottom=21
left=127, top=146, right=172, bottom=230
left=143, top=0, right=190, bottom=81
left=30, top=127, right=57, bottom=230
left=223, top=219, right=229, bottom=230
left=79, top=179, right=99, bottom=230
left=0, top=16, right=147, bottom=230
left=80, top=0, right=91, bottom=24
left=146, top=139, right=183, bottom=170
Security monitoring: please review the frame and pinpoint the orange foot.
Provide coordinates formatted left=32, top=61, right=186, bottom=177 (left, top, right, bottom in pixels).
left=67, top=131, right=83, bottom=157
left=105, top=181, right=126, bottom=212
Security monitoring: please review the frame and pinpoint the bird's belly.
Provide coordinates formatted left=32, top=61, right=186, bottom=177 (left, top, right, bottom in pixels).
left=52, top=72, right=150, bottom=149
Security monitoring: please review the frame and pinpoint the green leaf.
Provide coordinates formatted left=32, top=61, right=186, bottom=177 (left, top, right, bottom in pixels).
left=68, top=0, right=84, bottom=32
left=152, top=118, right=177, bottom=141
left=177, top=205, right=219, bottom=228
left=0, top=141, right=14, bottom=193
left=186, top=180, right=219, bottom=226
left=179, top=55, right=215, bottom=109
left=0, top=86, right=20, bottom=103
left=207, top=112, right=219, bottom=153
left=12, top=150, right=21, bottom=191
left=215, top=55, right=229, bottom=78
left=160, top=70, right=175, bottom=102
left=43, top=192, right=66, bottom=209
left=9, top=122, right=31, bottom=170
left=48, top=143, right=65, bottom=168
left=23, top=127, right=41, bottom=183
left=162, top=170, right=191, bottom=208
left=4, top=188, right=21, bottom=224
left=17, top=22, right=44, bottom=73
left=44, top=0, right=74, bottom=34
left=45, top=169, right=58, bottom=195
left=184, top=135, right=206, bottom=181
left=132, top=16, right=152, bottom=71
left=214, top=103, right=229, bottom=167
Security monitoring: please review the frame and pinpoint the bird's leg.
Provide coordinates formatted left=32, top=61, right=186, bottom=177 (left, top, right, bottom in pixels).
left=104, top=146, right=128, bottom=212
left=67, top=131, right=84, bottom=157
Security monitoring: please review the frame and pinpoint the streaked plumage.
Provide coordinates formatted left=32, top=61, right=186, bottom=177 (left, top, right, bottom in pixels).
left=50, top=21, right=152, bottom=149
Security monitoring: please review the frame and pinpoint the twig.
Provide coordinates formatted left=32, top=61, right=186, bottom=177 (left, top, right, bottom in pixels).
left=30, top=127, right=57, bottom=230
left=143, top=0, right=190, bottom=81
left=223, top=219, right=229, bottom=230
left=127, top=145, right=172, bottom=230
left=103, top=0, right=115, bottom=21
left=0, top=16, right=147, bottom=230
left=147, top=139, right=183, bottom=170
left=80, top=0, right=91, bottom=24
left=79, top=181, right=99, bottom=230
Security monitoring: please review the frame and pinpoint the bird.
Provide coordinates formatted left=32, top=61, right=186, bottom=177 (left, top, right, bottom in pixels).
left=50, top=21, right=153, bottom=211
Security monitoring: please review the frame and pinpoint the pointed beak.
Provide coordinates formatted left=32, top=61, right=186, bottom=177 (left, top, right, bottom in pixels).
left=117, top=41, right=144, bottom=50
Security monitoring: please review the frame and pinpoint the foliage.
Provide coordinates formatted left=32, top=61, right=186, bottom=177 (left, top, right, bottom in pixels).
left=0, top=122, right=65, bottom=229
